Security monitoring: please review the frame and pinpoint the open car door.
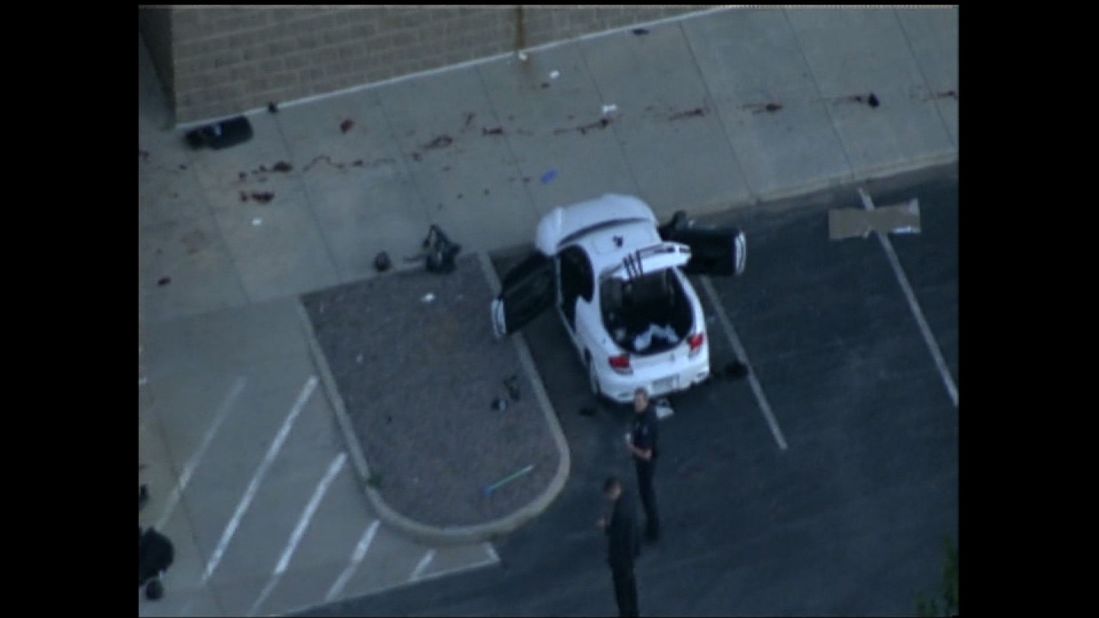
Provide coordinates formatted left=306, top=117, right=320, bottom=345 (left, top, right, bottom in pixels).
left=491, top=252, right=556, bottom=337
left=659, top=211, right=746, bottom=276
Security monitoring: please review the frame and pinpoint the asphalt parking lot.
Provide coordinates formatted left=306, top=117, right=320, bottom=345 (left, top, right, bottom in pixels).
left=301, top=166, right=958, bottom=617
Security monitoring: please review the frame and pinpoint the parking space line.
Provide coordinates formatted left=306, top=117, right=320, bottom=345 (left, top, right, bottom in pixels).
left=246, top=452, right=347, bottom=617
left=701, top=277, right=789, bottom=451
left=410, top=549, right=436, bottom=582
left=858, top=188, right=959, bottom=408
left=202, top=376, right=318, bottom=583
left=325, top=519, right=380, bottom=603
left=156, top=377, right=246, bottom=530
left=485, top=542, right=499, bottom=563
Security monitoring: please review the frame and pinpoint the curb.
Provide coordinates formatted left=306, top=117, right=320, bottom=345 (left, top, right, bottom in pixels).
left=692, top=149, right=959, bottom=220
left=296, top=257, right=572, bottom=546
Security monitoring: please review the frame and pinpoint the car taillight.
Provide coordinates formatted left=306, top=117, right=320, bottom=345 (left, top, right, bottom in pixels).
left=688, top=332, right=705, bottom=357
left=609, top=354, right=632, bottom=374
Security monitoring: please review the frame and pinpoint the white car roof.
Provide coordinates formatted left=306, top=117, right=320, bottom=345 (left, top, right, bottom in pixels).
left=535, top=194, right=658, bottom=256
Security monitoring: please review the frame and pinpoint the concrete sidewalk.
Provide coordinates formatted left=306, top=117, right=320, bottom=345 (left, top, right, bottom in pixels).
left=140, top=6, right=957, bottom=324
left=138, top=6, right=956, bottom=614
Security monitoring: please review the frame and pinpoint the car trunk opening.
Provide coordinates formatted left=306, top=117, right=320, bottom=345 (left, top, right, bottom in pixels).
left=601, top=267, right=694, bottom=356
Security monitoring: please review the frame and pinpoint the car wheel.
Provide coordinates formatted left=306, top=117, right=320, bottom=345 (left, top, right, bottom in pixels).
left=588, top=358, right=602, bottom=398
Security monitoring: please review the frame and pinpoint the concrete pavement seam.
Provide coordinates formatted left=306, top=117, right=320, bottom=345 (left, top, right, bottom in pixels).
left=891, top=8, right=956, bottom=150
left=781, top=8, right=858, bottom=185
left=575, top=38, right=646, bottom=200
left=473, top=63, right=544, bottom=218
left=271, top=116, right=347, bottom=285
left=677, top=18, right=758, bottom=204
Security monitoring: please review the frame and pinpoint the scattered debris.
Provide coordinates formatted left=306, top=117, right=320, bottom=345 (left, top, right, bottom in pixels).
left=240, top=191, right=249, bottom=202
left=518, top=51, right=529, bottom=62
left=483, top=464, right=535, bottom=497
left=238, top=172, right=248, bottom=181
left=157, top=277, right=171, bottom=287
left=179, top=164, right=188, bottom=170
left=139, top=485, right=149, bottom=511
left=742, top=102, right=784, bottom=114
left=632, top=28, right=650, bottom=35
left=424, top=135, right=454, bottom=150
left=464, top=112, right=476, bottom=129
left=252, top=217, right=263, bottom=226
left=504, top=374, right=521, bottom=401
left=522, top=177, right=532, bottom=183
left=250, top=192, right=275, bottom=204
left=185, top=115, right=253, bottom=150
left=553, top=117, right=612, bottom=136
left=139, top=149, right=149, bottom=161
left=540, top=82, right=550, bottom=89
left=271, top=161, right=293, bottom=173
left=421, top=292, right=436, bottom=303
left=492, top=397, right=509, bottom=412
left=373, top=251, right=391, bottom=273
left=654, top=398, right=674, bottom=420
left=482, top=126, right=505, bottom=136
left=832, top=92, right=881, bottom=108
left=340, top=119, right=355, bottom=134
left=411, top=152, right=423, bottom=162
left=303, top=154, right=393, bottom=172
left=669, top=107, right=707, bottom=121
left=484, top=188, right=490, bottom=196
left=268, top=102, right=279, bottom=113
left=541, top=169, right=558, bottom=184
left=549, top=70, right=560, bottom=80
left=602, top=104, right=618, bottom=116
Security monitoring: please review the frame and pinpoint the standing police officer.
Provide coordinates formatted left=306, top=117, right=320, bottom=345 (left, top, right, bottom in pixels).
left=627, top=388, right=660, bottom=542
left=598, top=476, right=640, bottom=617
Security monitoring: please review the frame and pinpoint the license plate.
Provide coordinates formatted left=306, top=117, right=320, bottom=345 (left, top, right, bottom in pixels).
left=653, top=376, right=676, bottom=392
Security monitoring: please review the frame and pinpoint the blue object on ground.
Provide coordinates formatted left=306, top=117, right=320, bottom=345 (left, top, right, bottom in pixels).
left=540, top=169, right=558, bottom=184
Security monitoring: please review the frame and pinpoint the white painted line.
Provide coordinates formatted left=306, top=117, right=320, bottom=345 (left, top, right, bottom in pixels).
left=202, top=376, right=318, bottom=583
left=246, top=452, right=347, bottom=617
left=701, top=277, right=789, bottom=451
left=325, top=519, right=380, bottom=603
left=247, top=575, right=282, bottom=618
left=858, top=188, right=958, bottom=408
left=484, top=542, right=499, bottom=563
left=156, top=377, right=247, bottom=531
left=411, top=556, right=500, bottom=585
left=410, top=549, right=437, bottom=582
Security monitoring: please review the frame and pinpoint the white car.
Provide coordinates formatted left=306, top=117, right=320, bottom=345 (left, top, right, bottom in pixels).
left=491, top=194, right=746, bottom=403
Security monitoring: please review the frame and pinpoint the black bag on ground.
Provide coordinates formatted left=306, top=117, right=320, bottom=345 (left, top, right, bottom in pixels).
left=423, top=225, right=462, bottom=274
left=185, top=116, right=253, bottom=150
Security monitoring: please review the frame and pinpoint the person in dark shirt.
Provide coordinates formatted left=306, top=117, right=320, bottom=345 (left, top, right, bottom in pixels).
left=628, top=388, right=661, bottom=542
left=598, top=476, right=640, bottom=617
left=139, top=526, right=175, bottom=600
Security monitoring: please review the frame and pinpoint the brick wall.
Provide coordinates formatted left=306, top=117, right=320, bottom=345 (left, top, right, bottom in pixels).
left=155, top=6, right=706, bottom=124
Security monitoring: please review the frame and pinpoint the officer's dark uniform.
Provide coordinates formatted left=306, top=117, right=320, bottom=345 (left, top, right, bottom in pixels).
left=631, top=402, right=661, bottom=541
left=606, top=489, right=641, bottom=617
left=139, top=527, right=175, bottom=588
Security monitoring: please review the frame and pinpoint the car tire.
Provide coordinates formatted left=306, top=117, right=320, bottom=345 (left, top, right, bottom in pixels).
left=588, top=358, right=602, bottom=398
